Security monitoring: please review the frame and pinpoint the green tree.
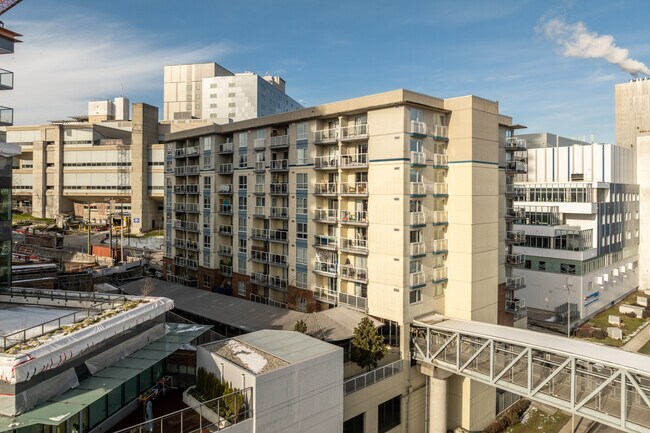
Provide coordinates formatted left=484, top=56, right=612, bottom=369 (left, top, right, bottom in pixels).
left=351, top=316, right=386, bottom=371
left=294, top=319, right=308, bottom=334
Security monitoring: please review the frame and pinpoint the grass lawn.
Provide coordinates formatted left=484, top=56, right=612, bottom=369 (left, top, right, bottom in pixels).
left=505, top=407, right=569, bottom=433
left=125, top=229, right=164, bottom=239
left=586, top=292, right=648, bottom=340
left=12, top=213, right=55, bottom=224
left=640, top=340, right=650, bottom=355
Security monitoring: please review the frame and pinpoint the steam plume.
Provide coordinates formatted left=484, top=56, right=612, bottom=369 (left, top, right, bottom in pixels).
left=541, top=18, right=650, bottom=77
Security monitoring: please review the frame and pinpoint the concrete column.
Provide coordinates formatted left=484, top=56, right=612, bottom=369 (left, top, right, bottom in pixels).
left=429, top=375, right=448, bottom=433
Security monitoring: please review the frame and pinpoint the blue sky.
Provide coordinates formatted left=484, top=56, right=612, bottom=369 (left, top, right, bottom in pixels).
left=3, top=0, right=650, bottom=143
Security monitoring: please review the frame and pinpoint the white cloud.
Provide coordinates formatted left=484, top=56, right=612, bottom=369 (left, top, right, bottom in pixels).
left=3, top=14, right=234, bottom=124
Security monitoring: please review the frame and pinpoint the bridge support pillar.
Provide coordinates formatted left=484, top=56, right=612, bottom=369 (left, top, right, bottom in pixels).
left=418, top=364, right=453, bottom=433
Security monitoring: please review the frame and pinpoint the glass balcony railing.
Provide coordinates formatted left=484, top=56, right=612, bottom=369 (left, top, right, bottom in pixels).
left=313, top=286, right=338, bottom=305
left=218, top=163, right=233, bottom=175
left=314, top=208, right=338, bottom=223
left=270, top=134, right=289, bottom=148
left=340, top=237, right=368, bottom=253
left=410, top=182, right=426, bottom=195
left=432, top=239, right=448, bottom=254
left=340, top=124, right=368, bottom=140
left=506, top=253, right=526, bottom=267
left=314, top=234, right=337, bottom=249
left=314, top=182, right=337, bottom=195
left=506, top=275, right=526, bottom=290
left=410, top=212, right=425, bottom=226
left=340, top=153, right=368, bottom=168
left=340, top=264, right=368, bottom=282
left=270, top=183, right=288, bottom=195
left=269, top=229, right=288, bottom=243
left=431, top=210, right=448, bottom=225
left=506, top=230, right=526, bottom=244
left=410, top=120, right=427, bottom=135
left=432, top=182, right=448, bottom=196
left=218, top=184, right=233, bottom=195
left=314, top=155, right=339, bottom=170
left=314, top=128, right=338, bottom=143
left=313, top=261, right=338, bottom=276
left=432, top=267, right=448, bottom=283
left=254, top=138, right=266, bottom=149
left=410, top=242, right=425, bottom=256
left=250, top=250, right=269, bottom=263
left=410, top=151, right=426, bottom=166
left=218, top=142, right=233, bottom=154
left=340, top=182, right=368, bottom=195
left=270, top=159, right=289, bottom=171
left=505, top=137, right=527, bottom=151
left=251, top=228, right=269, bottom=240
left=0, top=69, right=14, bottom=90
left=410, top=271, right=426, bottom=287
left=270, top=207, right=288, bottom=219
left=431, top=153, right=448, bottom=168
left=340, top=210, right=368, bottom=225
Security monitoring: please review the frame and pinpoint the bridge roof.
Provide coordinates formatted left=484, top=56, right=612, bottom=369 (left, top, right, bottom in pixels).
left=418, top=317, right=650, bottom=375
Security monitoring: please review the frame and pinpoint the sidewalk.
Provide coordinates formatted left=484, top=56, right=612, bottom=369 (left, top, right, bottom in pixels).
left=621, top=321, right=650, bottom=352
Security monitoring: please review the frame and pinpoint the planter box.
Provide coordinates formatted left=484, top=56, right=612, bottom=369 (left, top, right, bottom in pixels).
left=619, top=304, right=645, bottom=318
left=182, top=387, right=231, bottom=429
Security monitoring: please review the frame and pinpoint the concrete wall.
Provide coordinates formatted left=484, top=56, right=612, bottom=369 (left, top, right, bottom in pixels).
left=638, top=134, right=650, bottom=291
left=615, top=79, right=650, bottom=149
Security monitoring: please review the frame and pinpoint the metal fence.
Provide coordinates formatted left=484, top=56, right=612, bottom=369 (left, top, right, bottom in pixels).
left=343, top=359, right=403, bottom=395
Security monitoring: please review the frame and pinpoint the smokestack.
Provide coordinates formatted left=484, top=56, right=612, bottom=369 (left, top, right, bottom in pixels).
left=540, top=18, right=650, bottom=77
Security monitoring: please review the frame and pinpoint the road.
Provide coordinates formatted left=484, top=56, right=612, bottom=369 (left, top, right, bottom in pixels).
left=63, top=230, right=109, bottom=253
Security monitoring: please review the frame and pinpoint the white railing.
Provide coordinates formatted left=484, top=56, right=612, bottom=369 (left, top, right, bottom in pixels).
left=410, top=182, right=425, bottom=195
left=254, top=184, right=265, bottom=194
left=506, top=275, right=526, bottom=290
left=410, top=151, right=426, bottom=165
left=410, top=212, right=425, bottom=226
left=410, top=120, right=427, bottom=135
left=268, top=276, right=288, bottom=291
left=340, top=209, right=368, bottom=224
left=251, top=272, right=268, bottom=285
left=313, top=261, right=337, bottom=276
left=270, top=183, right=288, bottom=194
left=340, top=264, right=368, bottom=282
left=340, top=237, right=368, bottom=253
left=218, top=163, right=233, bottom=174
left=186, top=165, right=199, bottom=175
left=505, top=137, right=527, bottom=150
left=270, top=134, right=289, bottom=148
left=174, top=166, right=186, bottom=176
left=410, top=242, right=425, bottom=256
left=314, top=155, right=339, bottom=169
left=219, top=142, right=233, bottom=153
left=254, top=137, right=266, bottom=149
left=338, top=292, right=368, bottom=311
left=314, top=208, right=338, bottom=222
left=506, top=230, right=526, bottom=243
left=314, top=128, right=338, bottom=142
left=432, top=266, right=448, bottom=282
left=314, top=182, right=337, bottom=195
left=431, top=210, right=448, bottom=224
left=344, top=359, right=403, bottom=395
left=253, top=161, right=265, bottom=172
left=431, top=124, right=448, bottom=138
left=431, top=153, right=448, bottom=167
left=254, top=206, right=266, bottom=216
left=217, top=245, right=232, bottom=256
left=432, top=239, right=448, bottom=253
left=432, top=182, right=448, bottom=195
left=313, top=286, right=338, bottom=304
left=218, top=225, right=233, bottom=236
left=270, top=207, right=288, bottom=218
left=340, top=153, right=368, bottom=168
left=251, top=228, right=268, bottom=239
left=410, top=271, right=426, bottom=287
left=269, top=229, right=288, bottom=243
left=269, top=253, right=288, bottom=267
left=250, top=250, right=269, bottom=263
left=340, top=124, right=368, bottom=139
left=314, top=234, right=337, bottom=248
left=218, top=184, right=232, bottom=194
left=186, top=146, right=199, bottom=156
left=270, top=159, right=289, bottom=171
left=340, top=182, right=368, bottom=195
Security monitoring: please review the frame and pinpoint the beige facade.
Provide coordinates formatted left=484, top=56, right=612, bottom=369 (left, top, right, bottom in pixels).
left=615, top=78, right=650, bottom=148
left=164, top=89, right=520, bottom=432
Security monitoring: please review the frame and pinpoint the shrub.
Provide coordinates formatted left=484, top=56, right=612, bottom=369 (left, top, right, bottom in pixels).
left=483, top=399, right=530, bottom=433
left=623, top=312, right=637, bottom=319
left=592, top=328, right=608, bottom=340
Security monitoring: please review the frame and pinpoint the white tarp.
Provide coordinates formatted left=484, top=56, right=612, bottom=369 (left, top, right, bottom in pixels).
left=0, top=368, right=79, bottom=416
left=0, top=297, right=173, bottom=385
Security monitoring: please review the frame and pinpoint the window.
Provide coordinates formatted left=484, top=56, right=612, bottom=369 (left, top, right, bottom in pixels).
left=238, top=132, right=248, bottom=148
left=238, top=216, right=247, bottom=232
left=186, top=85, right=192, bottom=90
left=238, top=260, right=246, bottom=274
left=203, top=196, right=211, bottom=210
left=409, top=288, right=422, bottom=304
left=239, top=152, right=248, bottom=168
left=204, top=176, right=211, bottom=189
left=378, top=396, right=401, bottom=433
left=297, top=197, right=308, bottom=215
left=433, top=283, right=445, bottom=297
left=296, top=122, right=308, bottom=140
left=297, top=173, right=307, bottom=190
left=296, top=148, right=307, bottom=165
left=239, top=175, right=247, bottom=190
left=203, top=274, right=210, bottom=289
left=228, top=92, right=236, bottom=97
left=344, top=413, right=364, bottom=433
left=560, top=263, right=576, bottom=274
left=538, top=261, right=546, bottom=271
left=297, top=222, right=307, bottom=239
left=238, top=196, right=247, bottom=212
left=256, top=129, right=266, bottom=139
left=238, top=239, right=247, bottom=254
left=296, top=246, right=307, bottom=265
left=203, top=235, right=211, bottom=249
left=238, top=281, right=246, bottom=296
left=296, top=271, right=307, bottom=289
left=203, top=155, right=213, bottom=170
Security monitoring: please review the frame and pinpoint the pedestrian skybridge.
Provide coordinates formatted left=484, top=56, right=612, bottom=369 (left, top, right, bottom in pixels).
left=411, top=316, right=650, bottom=433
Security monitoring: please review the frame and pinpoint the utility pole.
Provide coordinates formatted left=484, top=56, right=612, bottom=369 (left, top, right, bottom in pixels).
left=120, top=201, right=124, bottom=264
left=108, top=199, right=114, bottom=261
left=87, top=202, right=91, bottom=254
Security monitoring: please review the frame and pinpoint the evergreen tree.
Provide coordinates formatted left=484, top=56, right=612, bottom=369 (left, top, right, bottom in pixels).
left=351, top=316, right=386, bottom=371
left=294, top=319, right=308, bottom=334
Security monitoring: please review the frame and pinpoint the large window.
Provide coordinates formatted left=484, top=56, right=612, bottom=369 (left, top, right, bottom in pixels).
left=378, top=396, right=401, bottom=433
left=344, top=413, right=364, bottom=433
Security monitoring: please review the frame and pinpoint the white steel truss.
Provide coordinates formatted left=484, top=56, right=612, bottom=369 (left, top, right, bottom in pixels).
left=411, top=320, right=650, bottom=433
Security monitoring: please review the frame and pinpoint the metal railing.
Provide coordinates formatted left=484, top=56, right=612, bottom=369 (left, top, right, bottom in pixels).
left=410, top=182, right=426, bottom=195
left=314, top=155, right=339, bottom=170
left=432, top=267, right=448, bottom=283
left=314, top=208, right=338, bottom=223
left=270, top=159, right=289, bottom=171
left=270, top=134, right=289, bottom=148
left=313, top=261, right=338, bottom=276
left=219, top=142, right=233, bottom=154
left=340, top=153, right=368, bottom=168
left=250, top=272, right=268, bottom=285
left=268, top=276, right=288, bottom=291
left=218, top=225, right=233, bottom=236
left=314, top=234, right=337, bottom=248
left=431, top=210, right=448, bottom=224
left=218, top=184, right=233, bottom=194
left=270, top=207, right=288, bottom=219
left=217, top=245, right=232, bottom=256
left=269, top=229, right=288, bottom=243
left=0, top=68, right=14, bottom=90
left=254, top=137, right=266, bottom=149
left=506, top=230, right=526, bottom=244
left=505, top=137, right=527, bottom=150
left=270, top=183, right=288, bottom=194
left=314, top=182, right=337, bottom=195
left=313, top=286, right=338, bottom=304
left=410, top=151, right=426, bottom=165
left=340, top=124, right=368, bottom=139
left=431, top=153, right=448, bottom=167
left=340, top=264, right=368, bottom=282
left=410, top=120, right=427, bottom=135
left=432, top=182, right=448, bottom=196
left=338, top=292, right=368, bottom=312
left=314, top=128, right=338, bottom=143
left=251, top=228, right=269, bottom=240
left=410, top=212, right=425, bottom=226
left=250, top=250, right=269, bottom=263
left=340, top=237, right=367, bottom=253
left=344, top=359, right=403, bottom=395
left=410, top=271, right=426, bottom=287
left=218, top=163, right=233, bottom=174
left=432, top=238, right=448, bottom=253
left=340, top=209, right=368, bottom=224
left=410, top=242, right=425, bottom=256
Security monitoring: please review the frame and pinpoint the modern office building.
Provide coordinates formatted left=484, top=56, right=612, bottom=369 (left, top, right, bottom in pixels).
left=615, top=77, right=650, bottom=149
left=638, top=133, right=650, bottom=291
left=163, top=88, right=522, bottom=431
left=512, top=133, right=639, bottom=321
left=164, top=62, right=302, bottom=122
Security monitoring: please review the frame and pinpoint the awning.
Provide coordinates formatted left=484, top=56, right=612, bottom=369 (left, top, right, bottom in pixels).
left=0, top=323, right=210, bottom=430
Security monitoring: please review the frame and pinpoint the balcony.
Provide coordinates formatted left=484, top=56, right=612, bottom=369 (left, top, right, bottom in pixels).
left=314, top=155, right=339, bottom=170
left=218, top=142, right=233, bottom=154
left=431, top=125, right=448, bottom=139
left=410, top=212, right=426, bottom=227
left=254, top=137, right=266, bottom=150
left=313, top=286, right=338, bottom=305
left=410, top=182, right=426, bottom=196
left=217, top=245, right=232, bottom=257
left=505, top=137, right=527, bottom=151
left=314, top=128, right=338, bottom=144
left=410, top=120, right=427, bottom=136
left=219, top=264, right=232, bottom=277
left=432, top=182, right=448, bottom=197
left=410, top=242, right=426, bottom=257
left=505, top=184, right=525, bottom=199
left=505, top=253, right=525, bottom=267
left=174, top=148, right=186, bottom=158
left=314, top=182, right=337, bottom=196
left=270, top=134, right=290, bottom=149
left=186, top=241, right=199, bottom=252
left=505, top=207, right=525, bottom=221
left=174, top=202, right=199, bottom=213
left=254, top=161, right=266, bottom=172
left=173, top=166, right=187, bottom=176
left=340, top=182, right=368, bottom=196
left=218, top=225, right=233, bottom=236
left=338, top=292, right=368, bottom=312
left=432, top=239, right=448, bottom=254
left=269, top=229, right=288, bottom=243
left=253, top=206, right=266, bottom=218
left=0, top=69, right=14, bottom=90
left=173, top=256, right=186, bottom=267
left=218, top=204, right=233, bottom=215
left=270, top=159, right=289, bottom=172
left=340, top=237, right=368, bottom=254
left=431, top=210, right=448, bottom=225
left=270, top=183, right=288, bottom=195
left=186, top=165, right=199, bottom=175
left=251, top=228, right=269, bottom=240
left=505, top=298, right=526, bottom=314
left=218, top=163, right=233, bottom=175
left=340, top=264, right=368, bottom=283
left=340, top=153, right=368, bottom=169
left=505, top=230, right=526, bottom=244
left=251, top=272, right=268, bottom=285
left=186, top=258, right=199, bottom=270
left=173, top=240, right=185, bottom=250
left=250, top=250, right=269, bottom=263
left=218, top=184, right=233, bottom=195
left=186, top=146, right=199, bottom=157
left=174, top=184, right=199, bottom=195
left=269, top=276, right=288, bottom=291
left=410, top=271, right=426, bottom=288
left=340, top=210, right=368, bottom=225
left=505, top=160, right=527, bottom=174
left=314, top=208, right=338, bottom=223
left=314, top=234, right=337, bottom=250
left=340, top=124, right=368, bottom=141
left=344, top=359, right=403, bottom=395
left=410, top=151, right=427, bottom=166
left=269, top=253, right=288, bottom=267
left=431, top=154, right=448, bottom=168
left=270, top=206, right=288, bottom=219
left=506, top=275, right=526, bottom=290
left=184, top=221, right=199, bottom=232
left=432, top=267, right=448, bottom=284
left=313, top=261, right=338, bottom=277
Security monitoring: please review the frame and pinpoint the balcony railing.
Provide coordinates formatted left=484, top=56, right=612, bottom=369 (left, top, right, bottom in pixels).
left=219, top=264, right=232, bottom=276
left=344, top=359, right=403, bottom=395
left=410, top=271, right=426, bottom=287
left=431, top=153, right=448, bottom=168
left=218, top=163, right=233, bottom=175
left=186, top=241, right=199, bottom=252
left=313, top=261, right=338, bottom=276
left=505, top=184, right=525, bottom=198
left=340, top=264, right=368, bottom=282
left=174, top=202, right=199, bottom=213
left=431, top=211, right=448, bottom=225
left=505, top=207, right=525, bottom=220
left=505, top=160, right=527, bottom=174
left=431, top=124, right=448, bottom=138
left=250, top=250, right=269, bottom=263
left=314, top=128, right=338, bottom=143
left=505, top=137, right=527, bottom=151
left=254, top=161, right=265, bottom=172
left=218, top=225, right=233, bottom=236
left=313, top=286, right=338, bottom=305
left=270, top=183, right=288, bottom=195
left=314, top=208, right=338, bottom=223
left=253, top=206, right=266, bottom=217
left=217, top=245, right=232, bottom=256
left=410, top=120, right=427, bottom=135
left=251, top=272, right=268, bottom=285
left=432, top=239, right=448, bottom=254
left=251, top=228, right=269, bottom=240
left=186, top=165, right=199, bottom=175
left=254, top=137, right=266, bottom=149
left=314, top=234, right=337, bottom=249
left=340, top=209, right=368, bottom=224
left=340, top=237, right=368, bottom=253
left=0, top=69, right=14, bottom=90
left=410, top=212, right=425, bottom=226
left=410, top=242, right=425, bottom=257
left=410, top=151, right=426, bottom=166
left=432, top=182, right=448, bottom=196
left=270, top=206, right=288, bottom=219
left=506, top=275, right=526, bottom=290
left=314, top=155, right=339, bottom=170
left=269, top=253, right=288, bottom=267
left=186, top=146, right=199, bottom=157
left=505, top=298, right=526, bottom=313
left=218, top=204, right=233, bottom=215
left=186, top=259, right=199, bottom=270
left=340, top=153, right=368, bottom=168
left=174, top=148, right=186, bottom=158
left=268, top=276, right=288, bottom=291
left=506, top=230, right=526, bottom=244
left=218, top=142, right=233, bottom=154
left=410, top=182, right=426, bottom=196
left=270, top=134, right=289, bottom=148
left=252, top=183, right=265, bottom=195
left=218, top=184, right=233, bottom=195
left=340, top=182, right=368, bottom=195
left=432, top=267, right=448, bottom=283
left=173, top=166, right=186, bottom=176
left=340, top=124, right=368, bottom=140
left=270, top=159, right=289, bottom=171
left=314, top=182, right=337, bottom=195
left=339, top=292, right=368, bottom=312
left=269, top=229, right=288, bottom=243
left=505, top=253, right=525, bottom=267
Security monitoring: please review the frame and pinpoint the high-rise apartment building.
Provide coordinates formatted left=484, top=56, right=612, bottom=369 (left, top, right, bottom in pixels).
left=512, top=133, right=639, bottom=323
left=164, top=89, right=521, bottom=431
left=615, top=77, right=650, bottom=148
left=164, top=62, right=302, bottom=122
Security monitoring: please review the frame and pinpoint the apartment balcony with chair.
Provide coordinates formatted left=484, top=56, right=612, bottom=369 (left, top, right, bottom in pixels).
left=218, top=184, right=233, bottom=195
left=270, top=134, right=290, bottom=149
left=410, top=182, right=426, bottom=196
left=270, top=159, right=289, bottom=172
left=410, top=242, right=426, bottom=257
left=269, top=276, right=288, bottom=291
left=218, top=204, right=233, bottom=215
left=313, top=286, right=338, bottom=305
left=218, top=224, right=233, bottom=236
left=269, top=229, right=288, bottom=243
left=314, top=234, right=338, bottom=250
left=270, top=206, right=288, bottom=219
left=314, top=208, right=338, bottom=223
left=505, top=230, right=526, bottom=244
left=313, top=261, right=338, bottom=277
left=253, top=206, right=266, bottom=218
left=340, top=182, right=368, bottom=196
left=218, top=163, right=233, bottom=175
left=314, top=155, right=339, bottom=170
left=505, top=137, right=527, bottom=151
left=217, top=245, right=232, bottom=257
left=432, top=266, right=448, bottom=284
left=269, top=253, right=288, bottom=267
left=314, top=182, right=338, bottom=196
left=506, top=275, right=526, bottom=290
left=410, top=211, right=426, bottom=227
left=431, top=238, right=448, bottom=254
left=254, top=137, right=266, bottom=150
left=410, top=151, right=427, bottom=166
left=251, top=228, right=269, bottom=241
left=340, top=209, right=368, bottom=225
left=410, top=271, right=426, bottom=288
left=431, top=210, right=448, bottom=225
left=505, top=253, right=526, bottom=267
left=340, top=264, right=368, bottom=283
left=219, top=264, right=232, bottom=277
left=338, top=292, right=368, bottom=312
left=340, top=237, right=368, bottom=254
left=251, top=272, right=268, bottom=286
left=314, top=128, right=338, bottom=144
left=340, top=124, right=368, bottom=141
left=270, top=183, right=288, bottom=195
left=410, top=120, right=427, bottom=137
left=219, top=142, right=233, bottom=154
left=431, top=153, right=448, bottom=168
left=250, top=250, right=269, bottom=264
left=340, top=153, right=368, bottom=169
left=432, top=182, right=448, bottom=197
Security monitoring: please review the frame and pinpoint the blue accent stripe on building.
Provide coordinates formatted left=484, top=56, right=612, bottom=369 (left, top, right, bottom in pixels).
left=369, top=158, right=409, bottom=163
